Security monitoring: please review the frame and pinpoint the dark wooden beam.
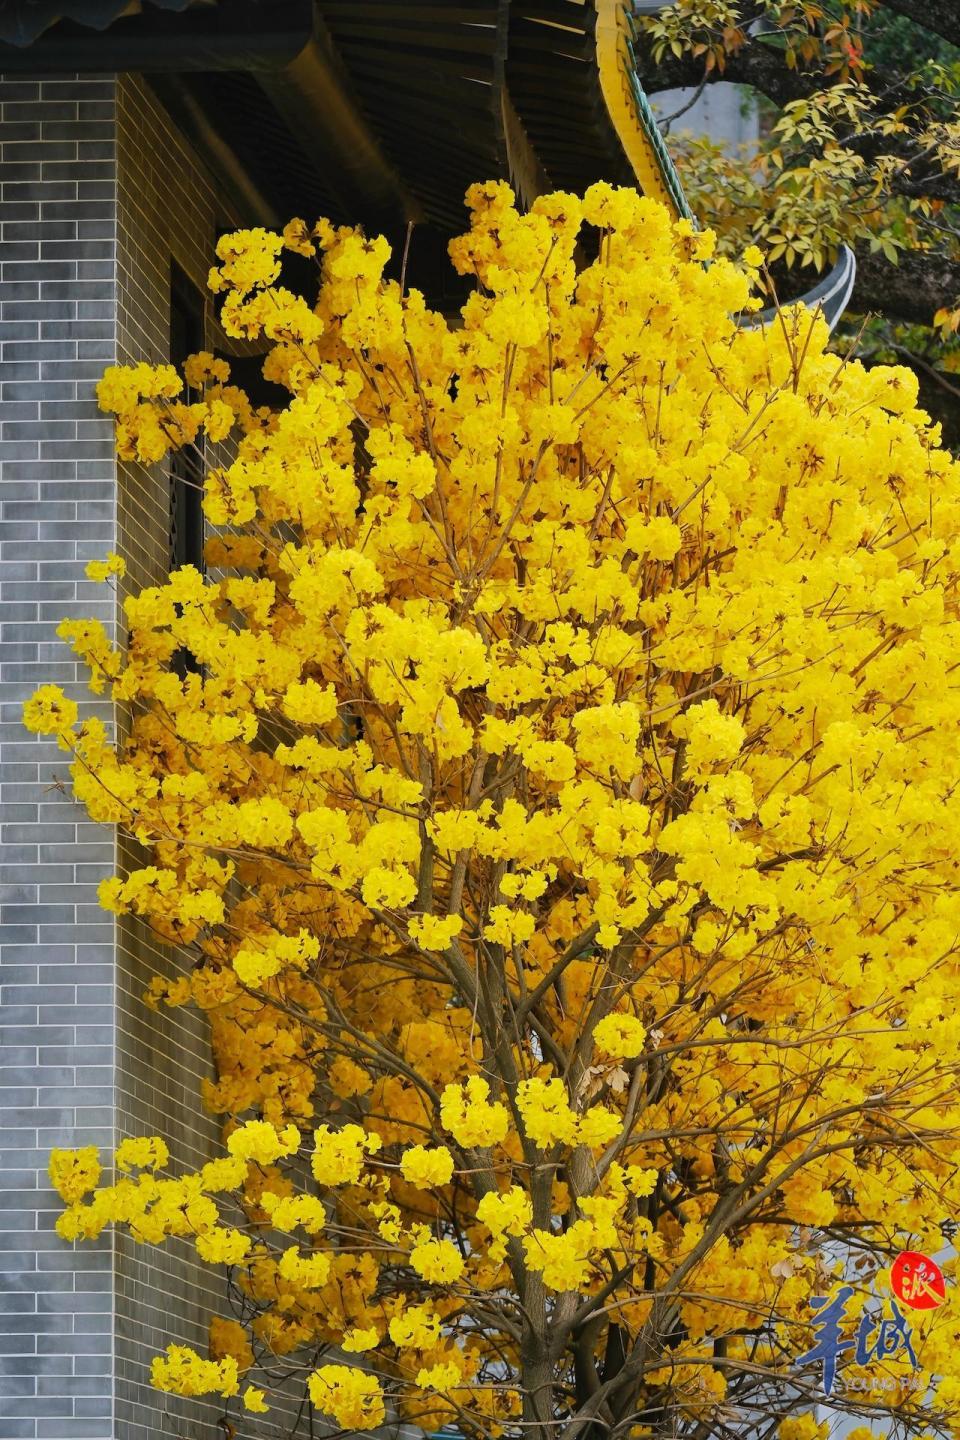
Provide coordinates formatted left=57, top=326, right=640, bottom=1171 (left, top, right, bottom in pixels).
left=0, top=0, right=314, bottom=72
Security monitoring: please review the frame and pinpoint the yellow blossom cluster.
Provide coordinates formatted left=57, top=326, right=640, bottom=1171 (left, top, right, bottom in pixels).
left=31, top=181, right=960, bottom=1438
left=151, top=1345, right=239, bottom=1399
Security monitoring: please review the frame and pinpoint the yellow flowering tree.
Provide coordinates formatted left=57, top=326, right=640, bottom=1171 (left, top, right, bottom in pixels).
left=27, top=183, right=960, bottom=1438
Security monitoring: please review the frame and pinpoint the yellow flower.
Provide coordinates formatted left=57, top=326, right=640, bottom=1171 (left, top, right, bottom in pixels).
left=277, top=1245, right=331, bottom=1288
left=195, top=1227, right=251, bottom=1266
left=477, top=1186, right=533, bottom=1238
left=416, top=1362, right=461, bottom=1392
left=210, top=227, right=283, bottom=297
left=361, top=865, right=417, bottom=910
left=341, top=1326, right=379, bottom=1353
left=183, top=350, right=230, bottom=387
left=227, top=1121, right=300, bottom=1166
left=307, top=1365, right=385, bottom=1431
left=440, top=1077, right=509, bottom=1149
left=577, top=1107, right=622, bottom=1148
left=523, top=1221, right=596, bottom=1293
left=312, top=1123, right=380, bottom=1187
left=483, top=904, right=536, bottom=945
left=778, top=1418, right=828, bottom=1440
left=85, top=551, right=126, bottom=583
left=281, top=679, right=339, bottom=727
left=328, top=1055, right=372, bottom=1098
left=407, top=913, right=463, bottom=950
left=150, top=1345, right=238, bottom=1398
left=409, top=1236, right=465, bottom=1284
left=49, top=1147, right=101, bottom=1204
left=115, top=1136, right=169, bottom=1172
left=593, top=1013, right=646, bottom=1060
left=22, top=685, right=78, bottom=737
left=676, top=699, right=746, bottom=779
left=388, top=1304, right=441, bottom=1349
left=232, top=947, right=282, bottom=988
left=517, top=1077, right=578, bottom=1148
left=572, top=704, right=641, bottom=780
left=399, top=1144, right=455, bottom=1188
left=242, top=1386, right=269, bottom=1413
left=208, top=1316, right=253, bottom=1373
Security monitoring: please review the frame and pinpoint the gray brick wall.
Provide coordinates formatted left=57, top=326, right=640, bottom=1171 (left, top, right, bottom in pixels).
left=0, top=73, right=120, bottom=1440
left=0, top=72, right=288, bottom=1440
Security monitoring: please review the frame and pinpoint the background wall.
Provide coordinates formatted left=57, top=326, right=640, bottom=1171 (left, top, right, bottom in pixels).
left=0, top=70, right=287, bottom=1440
left=0, top=72, right=121, bottom=1440
left=652, top=80, right=760, bottom=151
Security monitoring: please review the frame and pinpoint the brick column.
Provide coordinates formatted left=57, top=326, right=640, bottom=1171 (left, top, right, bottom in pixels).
left=0, top=74, right=119, bottom=1440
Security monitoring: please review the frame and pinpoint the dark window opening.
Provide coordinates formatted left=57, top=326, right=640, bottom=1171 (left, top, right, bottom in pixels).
left=169, top=262, right=206, bottom=575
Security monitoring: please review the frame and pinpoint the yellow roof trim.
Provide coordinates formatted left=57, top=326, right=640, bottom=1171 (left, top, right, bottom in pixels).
left=594, top=0, right=680, bottom=217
